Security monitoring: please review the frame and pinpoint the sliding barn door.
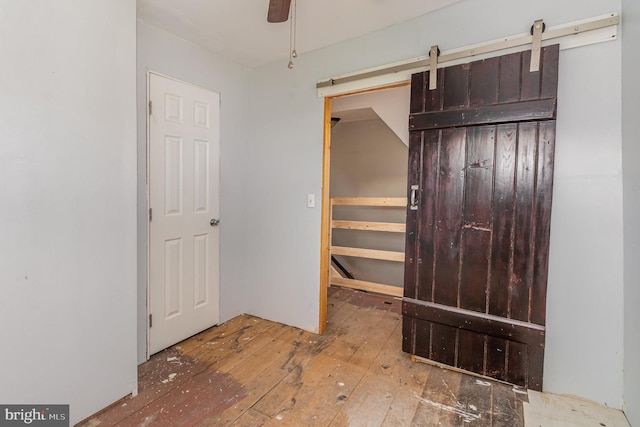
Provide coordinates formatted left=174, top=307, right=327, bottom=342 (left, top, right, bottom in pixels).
left=402, top=45, right=559, bottom=390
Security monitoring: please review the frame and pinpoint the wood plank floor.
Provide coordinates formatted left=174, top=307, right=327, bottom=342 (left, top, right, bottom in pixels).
left=78, top=287, right=529, bottom=426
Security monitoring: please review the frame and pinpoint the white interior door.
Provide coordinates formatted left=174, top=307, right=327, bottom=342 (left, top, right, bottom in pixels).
left=148, top=73, right=220, bottom=355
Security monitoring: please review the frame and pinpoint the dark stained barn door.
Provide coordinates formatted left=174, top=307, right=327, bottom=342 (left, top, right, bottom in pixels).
left=402, top=45, right=559, bottom=390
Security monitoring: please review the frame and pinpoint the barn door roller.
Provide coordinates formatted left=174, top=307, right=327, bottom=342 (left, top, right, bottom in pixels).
left=317, top=12, right=619, bottom=97
left=429, top=45, right=440, bottom=90
left=427, top=17, right=543, bottom=89
left=530, top=19, right=545, bottom=72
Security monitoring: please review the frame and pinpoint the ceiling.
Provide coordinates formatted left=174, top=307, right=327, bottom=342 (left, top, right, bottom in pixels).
left=137, top=0, right=460, bottom=68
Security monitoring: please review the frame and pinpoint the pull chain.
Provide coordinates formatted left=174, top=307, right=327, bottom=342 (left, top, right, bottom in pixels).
left=288, top=0, right=297, bottom=69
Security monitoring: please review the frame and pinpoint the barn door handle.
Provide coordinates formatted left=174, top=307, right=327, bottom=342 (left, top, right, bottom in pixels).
left=210, top=218, right=220, bottom=226
left=410, top=185, right=419, bottom=210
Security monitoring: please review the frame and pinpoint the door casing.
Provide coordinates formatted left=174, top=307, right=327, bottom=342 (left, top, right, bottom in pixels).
left=319, top=83, right=410, bottom=333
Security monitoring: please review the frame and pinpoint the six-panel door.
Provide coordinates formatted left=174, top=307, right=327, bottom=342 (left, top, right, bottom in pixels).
left=148, top=73, right=221, bottom=355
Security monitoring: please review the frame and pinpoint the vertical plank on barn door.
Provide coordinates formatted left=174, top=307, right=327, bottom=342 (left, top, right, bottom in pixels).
left=402, top=45, right=559, bottom=390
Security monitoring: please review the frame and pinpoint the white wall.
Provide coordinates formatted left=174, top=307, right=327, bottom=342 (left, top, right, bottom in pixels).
left=246, top=0, right=625, bottom=408
left=621, top=0, right=640, bottom=424
left=332, top=86, right=411, bottom=146
left=136, top=21, right=252, bottom=363
left=0, top=1, right=137, bottom=424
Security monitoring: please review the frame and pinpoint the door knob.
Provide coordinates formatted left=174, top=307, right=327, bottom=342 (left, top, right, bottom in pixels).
left=210, top=218, right=220, bottom=226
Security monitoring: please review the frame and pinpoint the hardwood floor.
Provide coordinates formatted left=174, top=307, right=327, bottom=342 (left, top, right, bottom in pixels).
left=78, top=287, right=528, bottom=426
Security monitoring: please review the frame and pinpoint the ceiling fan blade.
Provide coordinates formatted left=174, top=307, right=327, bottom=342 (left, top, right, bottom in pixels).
left=267, top=0, right=291, bottom=23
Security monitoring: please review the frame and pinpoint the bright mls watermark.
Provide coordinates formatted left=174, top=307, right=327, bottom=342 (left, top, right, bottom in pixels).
left=0, top=405, right=68, bottom=426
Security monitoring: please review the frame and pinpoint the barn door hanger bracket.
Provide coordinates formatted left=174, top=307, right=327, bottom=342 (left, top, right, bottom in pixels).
left=317, top=13, right=619, bottom=95
left=428, top=45, right=440, bottom=90
left=530, top=19, right=545, bottom=72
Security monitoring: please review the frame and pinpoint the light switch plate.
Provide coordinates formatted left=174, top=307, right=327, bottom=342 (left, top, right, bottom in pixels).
left=307, top=194, right=315, bottom=208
